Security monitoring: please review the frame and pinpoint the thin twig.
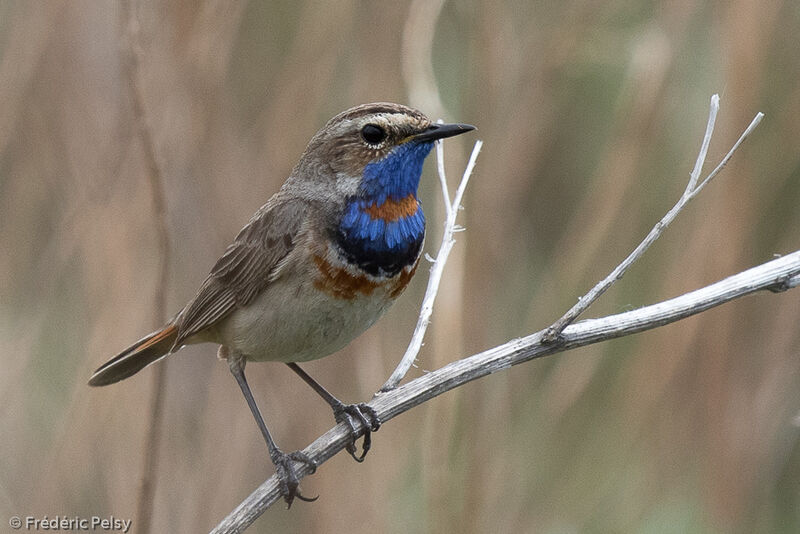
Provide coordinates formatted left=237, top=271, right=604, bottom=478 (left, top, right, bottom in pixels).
left=378, top=140, right=483, bottom=393
left=543, top=95, right=763, bottom=341
left=212, top=249, right=800, bottom=532
left=690, top=111, right=764, bottom=198
left=686, top=94, right=719, bottom=192
left=435, top=128, right=452, bottom=215
left=122, top=2, right=171, bottom=532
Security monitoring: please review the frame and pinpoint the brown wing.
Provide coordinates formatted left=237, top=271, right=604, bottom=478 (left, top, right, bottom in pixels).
left=173, top=197, right=309, bottom=347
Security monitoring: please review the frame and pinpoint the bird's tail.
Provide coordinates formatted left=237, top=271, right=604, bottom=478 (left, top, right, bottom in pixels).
left=88, top=324, right=178, bottom=386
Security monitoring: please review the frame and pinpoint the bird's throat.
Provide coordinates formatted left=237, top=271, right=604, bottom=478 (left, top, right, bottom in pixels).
left=336, top=143, right=432, bottom=277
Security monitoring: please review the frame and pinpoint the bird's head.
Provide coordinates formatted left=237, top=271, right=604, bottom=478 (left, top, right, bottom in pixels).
left=287, top=102, right=475, bottom=204
left=286, top=103, right=474, bottom=277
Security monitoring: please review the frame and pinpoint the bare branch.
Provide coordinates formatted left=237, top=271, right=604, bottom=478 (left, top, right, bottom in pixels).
left=378, top=140, right=483, bottom=393
left=690, top=111, right=764, bottom=198
left=543, top=95, right=763, bottom=341
left=686, top=93, right=719, bottom=192
left=212, top=250, right=800, bottom=533
left=435, top=128, right=452, bottom=215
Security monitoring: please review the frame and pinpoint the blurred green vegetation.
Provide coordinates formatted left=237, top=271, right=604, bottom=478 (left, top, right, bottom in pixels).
left=1, top=1, right=798, bottom=533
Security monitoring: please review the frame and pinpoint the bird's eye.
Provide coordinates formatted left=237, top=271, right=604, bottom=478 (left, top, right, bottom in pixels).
left=361, top=124, right=387, bottom=145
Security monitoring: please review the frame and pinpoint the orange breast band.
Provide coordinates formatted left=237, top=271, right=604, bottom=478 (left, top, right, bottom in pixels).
left=363, top=194, right=418, bottom=222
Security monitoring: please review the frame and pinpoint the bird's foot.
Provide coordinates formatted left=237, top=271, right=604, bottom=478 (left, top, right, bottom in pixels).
left=333, top=402, right=381, bottom=462
left=271, top=449, right=318, bottom=508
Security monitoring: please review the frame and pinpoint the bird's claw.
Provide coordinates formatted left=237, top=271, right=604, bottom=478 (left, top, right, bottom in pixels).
left=271, top=449, right=318, bottom=508
left=333, top=402, right=381, bottom=462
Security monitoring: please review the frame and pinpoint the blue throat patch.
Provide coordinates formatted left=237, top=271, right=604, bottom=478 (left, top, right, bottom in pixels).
left=337, top=141, right=433, bottom=277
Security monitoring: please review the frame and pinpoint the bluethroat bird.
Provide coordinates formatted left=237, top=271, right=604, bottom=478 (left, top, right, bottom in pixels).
left=89, top=102, right=475, bottom=506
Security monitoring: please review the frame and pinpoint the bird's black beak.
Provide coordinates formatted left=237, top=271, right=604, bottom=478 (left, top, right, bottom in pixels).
left=411, top=122, right=476, bottom=143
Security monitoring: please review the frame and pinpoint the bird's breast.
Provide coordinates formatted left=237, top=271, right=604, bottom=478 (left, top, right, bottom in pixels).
left=312, top=252, right=419, bottom=302
left=335, top=194, right=425, bottom=278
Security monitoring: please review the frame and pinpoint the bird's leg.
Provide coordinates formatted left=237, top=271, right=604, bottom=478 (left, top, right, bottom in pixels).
left=286, top=362, right=380, bottom=462
left=226, top=349, right=317, bottom=507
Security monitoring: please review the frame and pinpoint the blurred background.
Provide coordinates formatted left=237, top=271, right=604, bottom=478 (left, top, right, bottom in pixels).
left=1, top=1, right=799, bottom=532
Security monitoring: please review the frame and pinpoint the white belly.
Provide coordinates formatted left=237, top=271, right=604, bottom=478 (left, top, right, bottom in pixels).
left=216, top=273, right=393, bottom=362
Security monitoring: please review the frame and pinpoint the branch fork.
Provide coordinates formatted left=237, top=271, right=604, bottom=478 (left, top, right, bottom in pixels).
left=543, top=95, right=763, bottom=342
